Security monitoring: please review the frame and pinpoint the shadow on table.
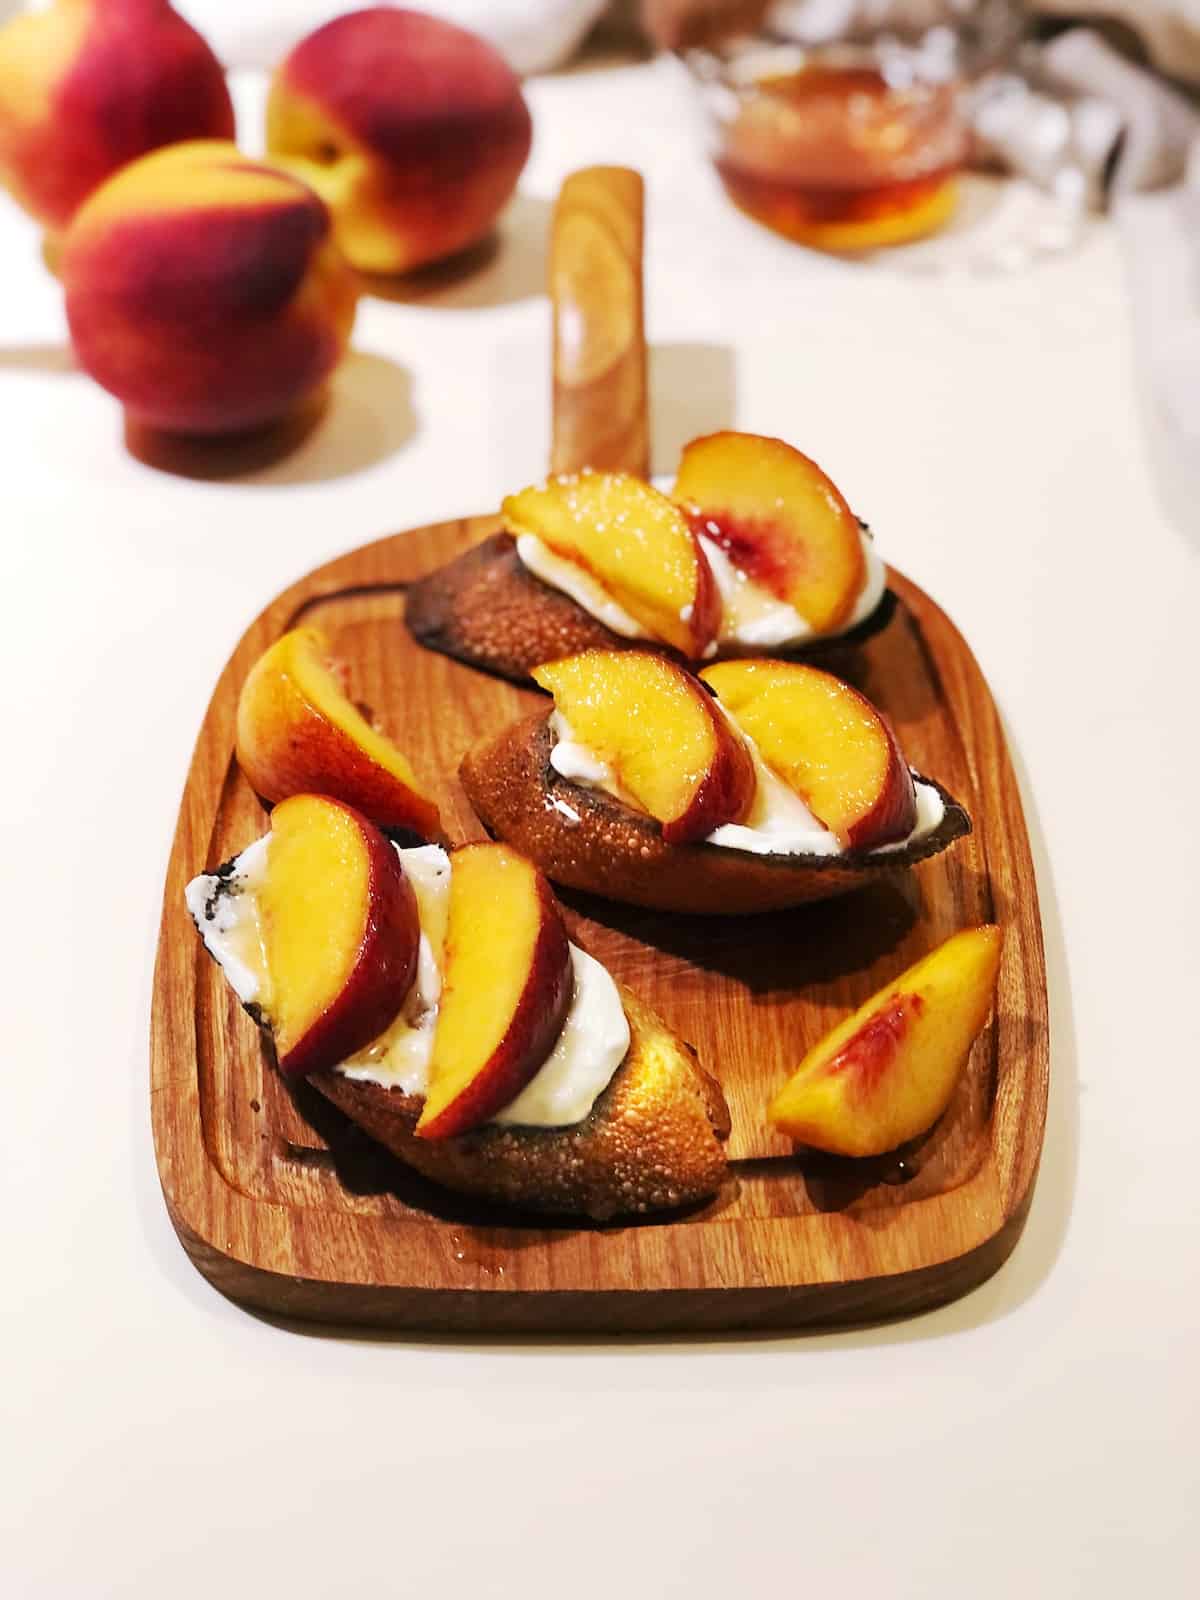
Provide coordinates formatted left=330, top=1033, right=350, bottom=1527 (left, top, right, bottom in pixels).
left=648, top=342, right=736, bottom=476
left=124, top=349, right=417, bottom=485
left=0, top=341, right=75, bottom=374
left=358, top=193, right=553, bottom=312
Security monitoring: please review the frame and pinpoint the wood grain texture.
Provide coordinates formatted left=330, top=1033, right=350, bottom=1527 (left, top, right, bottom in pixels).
left=150, top=516, right=1050, bottom=1332
left=550, top=167, right=649, bottom=477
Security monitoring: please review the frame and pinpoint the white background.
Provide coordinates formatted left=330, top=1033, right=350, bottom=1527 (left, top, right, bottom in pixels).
left=3, top=57, right=1198, bottom=1598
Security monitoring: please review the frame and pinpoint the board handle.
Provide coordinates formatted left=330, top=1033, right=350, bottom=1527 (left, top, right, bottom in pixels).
left=549, top=166, right=649, bottom=479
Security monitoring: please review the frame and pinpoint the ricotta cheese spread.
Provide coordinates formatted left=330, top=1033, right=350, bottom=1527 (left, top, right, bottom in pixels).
left=514, top=521, right=886, bottom=652
left=186, top=840, right=630, bottom=1128
left=547, top=713, right=945, bottom=858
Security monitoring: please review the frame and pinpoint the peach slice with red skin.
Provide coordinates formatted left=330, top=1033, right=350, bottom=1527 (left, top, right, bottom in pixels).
left=258, top=794, right=420, bottom=1078
left=533, top=649, right=757, bottom=845
left=417, top=844, right=574, bottom=1139
left=674, top=431, right=866, bottom=634
left=700, top=659, right=916, bottom=851
left=235, top=625, right=441, bottom=839
left=768, top=926, right=1003, bottom=1156
left=502, top=471, right=720, bottom=658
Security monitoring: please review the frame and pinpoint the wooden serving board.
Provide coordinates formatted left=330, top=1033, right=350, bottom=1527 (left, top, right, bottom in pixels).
left=151, top=515, right=1049, bottom=1332
left=150, top=168, right=1049, bottom=1331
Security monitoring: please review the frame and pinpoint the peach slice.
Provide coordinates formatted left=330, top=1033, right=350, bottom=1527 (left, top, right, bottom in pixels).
left=502, top=471, right=719, bottom=657
left=700, top=659, right=916, bottom=850
left=235, top=625, right=441, bottom=838
left=417, top=844, right=574, bottom=1139
left=258, top=794, right=420, bottom=1078
left=674, top=432, right=866, bottom=633
left=768, top=926, right=1003, bottom=1156
left=533, top=649, right=757, bottom=845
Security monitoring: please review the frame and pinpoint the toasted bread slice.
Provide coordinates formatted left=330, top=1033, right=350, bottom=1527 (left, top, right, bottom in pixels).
left=461, top=712, right=971, bottom=915
left=405, top=532, right=897, bottom=686
left=311, top=984, right=730, bottom=1221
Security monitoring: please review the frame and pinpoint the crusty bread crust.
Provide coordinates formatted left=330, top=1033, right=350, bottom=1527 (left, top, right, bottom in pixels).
left=404, top=532, right=897, bottom=686
left=461, top=712, right=972, bottom=915
left=310, top=985, right=731, bottom=1221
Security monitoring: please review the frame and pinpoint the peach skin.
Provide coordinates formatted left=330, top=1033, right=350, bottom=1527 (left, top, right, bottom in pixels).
left=61, top=142, right=359, bottom=434
left=0, top=0, right=233, bottom=234
left=257, top=794, right=421, bottom=1080
left=235, top=625, right=442, bottom=840
left=416, top=844, right=574, bottom=1140
left=266, top=7, right=532, bottom=275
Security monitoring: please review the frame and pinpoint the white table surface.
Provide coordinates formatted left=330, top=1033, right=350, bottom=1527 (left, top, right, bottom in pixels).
left=4, top=54, right=1198, bottom=1599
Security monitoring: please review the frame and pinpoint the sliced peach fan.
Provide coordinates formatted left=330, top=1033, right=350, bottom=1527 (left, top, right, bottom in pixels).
left=258, top=794, right=420, bottom=1078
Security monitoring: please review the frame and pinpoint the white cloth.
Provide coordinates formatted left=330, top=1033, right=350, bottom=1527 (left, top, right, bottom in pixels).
left=1041, top=26, right=1200, bottom=192
left=1034, top=0, right=1200, bottom=84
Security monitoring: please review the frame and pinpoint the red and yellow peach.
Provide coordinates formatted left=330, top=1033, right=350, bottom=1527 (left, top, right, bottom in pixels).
left=0, top=0, right=234, bottom=234
left=61, top=141, right=359, bottom=435
left=266, top=7, right=532, bottom=275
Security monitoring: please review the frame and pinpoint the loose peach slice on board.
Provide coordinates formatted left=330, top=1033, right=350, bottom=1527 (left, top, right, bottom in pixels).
left=417, top=844, right=574, bottom=1139
left=533, top=650, right=757, bottom=845
left=502, top=472, right=719, bottom=657
left=675, top=432, right=866, bottom=633
left=235, top=626, right=441, bottom=838
left=768, top=926, right=1004, bottom=1156
left=258, top=795, right=420, bottom=1078
left=701, top=659, right=916, bottom=851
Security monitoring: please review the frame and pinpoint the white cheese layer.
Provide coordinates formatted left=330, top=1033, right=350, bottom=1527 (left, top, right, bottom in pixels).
left=185, top=840, right=629, bottom=1128
left=547, top=713, right=945, bottom=858
left=515, top=533, right=644, bottom=639
left=514, top=522, right=886, bottom=651
left=698, top=530, right=887, bottom=651
left=337, top=843, right=451, bottom=1094
left=184, top=835, right=271, bottom=1005
left=491, top=947, right=630, bottom=1127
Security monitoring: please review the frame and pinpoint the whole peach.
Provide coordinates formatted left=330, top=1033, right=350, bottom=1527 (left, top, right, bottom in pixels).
left=266, top=7, right=532, bottom=275
left=0, top=0, right=235, bottom=234
left=62, top=142, right=359, bottom=435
